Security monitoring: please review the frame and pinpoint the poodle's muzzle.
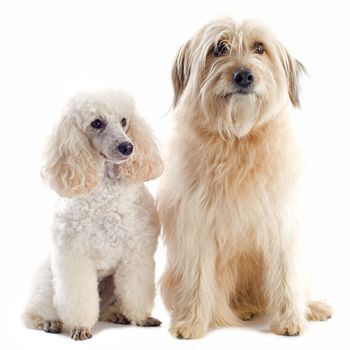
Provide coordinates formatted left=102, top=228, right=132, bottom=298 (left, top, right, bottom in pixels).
left=92, top=123, right=134, bottom=164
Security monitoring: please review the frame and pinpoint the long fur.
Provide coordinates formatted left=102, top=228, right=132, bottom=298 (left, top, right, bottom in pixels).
left=158, top=18, right=332, bottom=339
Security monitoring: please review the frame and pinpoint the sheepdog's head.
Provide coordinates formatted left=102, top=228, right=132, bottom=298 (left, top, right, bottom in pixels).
left=172, top=18, right=304, bottom=138
left=42, top=89, right=163, bottom=197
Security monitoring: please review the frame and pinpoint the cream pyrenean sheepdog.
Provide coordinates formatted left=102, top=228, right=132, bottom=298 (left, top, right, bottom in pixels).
left=158, top=18, right=332, bottom=339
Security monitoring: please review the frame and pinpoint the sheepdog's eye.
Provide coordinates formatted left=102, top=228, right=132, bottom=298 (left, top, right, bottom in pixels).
left=254, top=42, right=265, bottom=54
left=214, top=41, right=228, bottom=57
left=90, top=118, right=104, bottom=129
left=120, top=118, right=127, bottom=127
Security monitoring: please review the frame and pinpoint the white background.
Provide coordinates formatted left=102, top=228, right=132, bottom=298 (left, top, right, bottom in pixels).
left=0, top=0, right=349, bottom=349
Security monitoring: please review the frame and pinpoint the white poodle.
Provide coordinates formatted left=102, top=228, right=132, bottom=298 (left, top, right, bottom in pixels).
left=23, top=89, right=164, bottom=340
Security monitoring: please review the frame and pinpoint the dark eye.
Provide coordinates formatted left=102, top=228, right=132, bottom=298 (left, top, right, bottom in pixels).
left=214, top=41, right=228, bottom=57
left=254, top=42, right=265, bottom=54
left=120, top=118, right=127, bottom=127
left=90, top=118, right=104, bottom=129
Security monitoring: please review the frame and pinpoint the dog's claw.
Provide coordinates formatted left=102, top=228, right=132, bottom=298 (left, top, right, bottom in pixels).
left=109, top=313, right=131, bottom=324
left=70, top=327, right=92, bottom=341
left=136, top=316, right=162, bottom=327
left=43, top=320, right=62, bottom=333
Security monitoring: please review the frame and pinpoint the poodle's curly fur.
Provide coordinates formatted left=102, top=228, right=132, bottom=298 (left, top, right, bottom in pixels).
left=23, top=89, right=164, bottom=340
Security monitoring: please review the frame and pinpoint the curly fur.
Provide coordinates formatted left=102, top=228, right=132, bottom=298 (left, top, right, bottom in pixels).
left=117, top=116, right=164, bottom=181
left=23, top=89, right=164, bottom=340
left=158, top=18, right=332, bottom=339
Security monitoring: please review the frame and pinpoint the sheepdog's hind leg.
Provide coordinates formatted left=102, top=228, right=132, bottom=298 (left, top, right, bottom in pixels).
left=23, top=258, right=62, bottom=334
left=307, top=300, right=332, bottom=321
left=264, top=225, right=308, bottom=336
left=228, top=249, right=266, bottom=322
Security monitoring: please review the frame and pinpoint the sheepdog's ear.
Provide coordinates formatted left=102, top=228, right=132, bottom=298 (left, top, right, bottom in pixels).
left=172, top=39, right=192, bottom=107
left=41, top=113, right=100, bottom=197
left=280, top=48, right=306, bottom=108
left=118, top=114, right=163, bottom=182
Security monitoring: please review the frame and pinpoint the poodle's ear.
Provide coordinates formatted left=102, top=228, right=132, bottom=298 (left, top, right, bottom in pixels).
left=41, top=114, right=100, bottom=197
left=172, top=39, right=192, bottom=107
left=280, top=47, right=306, bottom=108
left=118, top=114, right=163, bottom=182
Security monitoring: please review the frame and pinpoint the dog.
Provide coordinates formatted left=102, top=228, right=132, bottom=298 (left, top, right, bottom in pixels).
left=23, top=89, right=163, bottom=340
left=158, top=18, right=332, bottom=339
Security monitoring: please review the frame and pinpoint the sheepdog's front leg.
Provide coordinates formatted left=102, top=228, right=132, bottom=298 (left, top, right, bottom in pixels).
left=52, top=251, right=99, bottom=340
left=165, top=240, right=219, bottom=339
left=113, top=256, right=161, bottom=327
left=264, top=221, right=307, bottom=336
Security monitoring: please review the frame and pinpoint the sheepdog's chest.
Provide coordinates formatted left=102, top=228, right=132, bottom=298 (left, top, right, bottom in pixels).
left=185, top=167, right=289, bottom=244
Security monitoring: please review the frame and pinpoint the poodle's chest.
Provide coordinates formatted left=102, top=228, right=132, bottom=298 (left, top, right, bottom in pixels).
left=53, top=183, right=147, bottom=255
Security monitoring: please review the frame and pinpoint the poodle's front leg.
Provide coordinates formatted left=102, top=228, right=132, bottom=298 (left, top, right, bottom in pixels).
left=51, top=250, right=99, bottom=340
left=113, top=256, right=161, bottom=327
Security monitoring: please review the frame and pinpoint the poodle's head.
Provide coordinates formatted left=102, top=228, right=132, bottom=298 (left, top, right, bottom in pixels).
left=42, top=89, right=163, bottom=197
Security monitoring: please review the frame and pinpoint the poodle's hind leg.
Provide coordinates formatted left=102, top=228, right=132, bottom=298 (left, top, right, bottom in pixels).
left=99, top=302, right=131, bottom=325
left=52, top=251, right=99, bottom=341
left=23, top=258, right=62, bottom=333
left=24, top=314, right=63, bottom=334
left=98, top=274, right=131, bottom=324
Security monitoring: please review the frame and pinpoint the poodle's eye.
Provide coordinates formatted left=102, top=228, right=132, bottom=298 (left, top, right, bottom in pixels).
left=120, top=118, right=127, bottom=127
left=214, top=41, right=228, bottom=57
left=90, top=119, right=104, bottom=129
left=254, top=42, right=265, bottom=54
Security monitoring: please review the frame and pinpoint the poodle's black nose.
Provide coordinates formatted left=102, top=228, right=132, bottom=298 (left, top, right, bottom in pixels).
left=117, top=142, right=133, bottom=156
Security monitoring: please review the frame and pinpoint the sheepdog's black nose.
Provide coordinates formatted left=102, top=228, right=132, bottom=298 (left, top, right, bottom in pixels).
left=233, top=69, right=254, bottom=87
left=117, top=142, right=133, bottom=156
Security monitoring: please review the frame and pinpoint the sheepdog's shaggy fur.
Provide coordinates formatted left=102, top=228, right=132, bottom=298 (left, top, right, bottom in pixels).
left=158, top=18, right=332, bottom=339
left=23, top=89, right=163, bottom=340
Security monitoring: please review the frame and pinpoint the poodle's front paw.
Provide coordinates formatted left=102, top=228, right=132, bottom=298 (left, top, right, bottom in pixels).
left=307, top=301, right=332, bottom=321
left=170, top=321, right=206, bottom=339
left=70, top=327, right=92, bottom=341
left=136, top=316, right=162, bottom=327
left=43, top=320, right=62, bottom=333
left=271, top=317, right=306, bottom=336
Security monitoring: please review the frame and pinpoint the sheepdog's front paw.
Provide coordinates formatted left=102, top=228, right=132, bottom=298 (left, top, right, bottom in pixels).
left=170, top=321, right=206, bottom=339
left=136, top=316, right=162, bottom=327
left=307, top=301, right=332, bottom=321
left=43, top=320, right=62, bottom=333
left=271, top=317, right=306, bottom=336
left=70, top=327, right=92, bottom=341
